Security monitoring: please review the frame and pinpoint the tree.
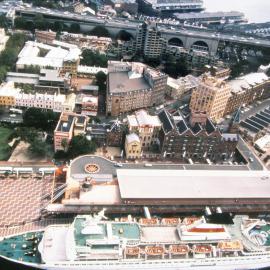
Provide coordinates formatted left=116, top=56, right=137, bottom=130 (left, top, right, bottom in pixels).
left=23, top=108, right=60, bottom=132
left=0, top=15, right=8, bottom=28
left=70, top=23, right=80, bottom=33
left=67, top=135, right=97, bottom=158
left=116, top=30, right=133, bottom=41
left=28, top=138, right=48, bottom=157
left=95, top=71, right=107, bottom=94
left=14, top=17, right=27, bottom=29
left=163, top=57, right=189, bottom=78
left=34, top=14, right=47, bottom=30
left=89, top=26, right=110, bottom=37
left=61, top=138, right=69, bottom=152
left=81, top=50, right=108, bottom=67
left=0, top=66, right=7, bottom=83
left=53, top=21, right=64, bottom=32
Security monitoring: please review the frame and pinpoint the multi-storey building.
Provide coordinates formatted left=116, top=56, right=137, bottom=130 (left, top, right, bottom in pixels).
left=106, top=61, right=167, bottom=116
left=35, top=30, right=56, bottom=45
left=127, top=110, right=161, bottom=151
left=158, top=109, right=238, bottom=162
left=75, top=94, right=98, bottom=116
left=87, top=119, right=124, bottom=147
left=54, top=112, right=88, bottom=152
left=0, top=81, right=74, bottom=112
left=125, top=133, right=141, bottom=159
left=225, top=72, right=270, bottom=115
left=0, top=82, right=18, bottom=106
left=190, top=74, right=231, bottom=123
left=143, top=22, right=165, bottom=59
left=16, top=41, right=81, bottom=78
left=166, top=75, right=199, bottom=100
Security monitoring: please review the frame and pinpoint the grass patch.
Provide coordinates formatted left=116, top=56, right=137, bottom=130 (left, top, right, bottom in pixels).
left=0, top=127, right=14, bottom=160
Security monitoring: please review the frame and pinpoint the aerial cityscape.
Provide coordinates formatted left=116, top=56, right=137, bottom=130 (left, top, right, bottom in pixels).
left=0, top=0, right=270, bottom=269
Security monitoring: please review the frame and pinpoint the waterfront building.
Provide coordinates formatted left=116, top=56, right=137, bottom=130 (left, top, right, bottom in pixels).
left=190, top=74, right=231, bottom=123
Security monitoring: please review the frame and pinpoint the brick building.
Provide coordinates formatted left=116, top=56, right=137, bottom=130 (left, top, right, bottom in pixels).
left=158, top=109, right=238, bottom=162
left=190, top=74, right=231, bottom=123
left=106, top=61, right=167, bottom=116
left=54, top=112, right=88, bottom=152
left=225, top=72, right=270, bottom=115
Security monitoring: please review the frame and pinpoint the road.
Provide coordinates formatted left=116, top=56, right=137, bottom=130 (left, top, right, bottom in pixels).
left=240, top=98, right=270, bottom=121
left=237, top=136, right=265, bottom=171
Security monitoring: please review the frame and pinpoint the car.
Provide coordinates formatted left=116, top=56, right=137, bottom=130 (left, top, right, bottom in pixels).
left=114, top=163, right=123, bottom=167
left=248, top=157, right=254, bottom=162
left=10, top=114, right=16, bottom=118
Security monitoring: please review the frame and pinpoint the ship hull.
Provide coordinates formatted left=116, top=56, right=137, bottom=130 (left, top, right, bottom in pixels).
left=2, top=253, right=270, bottom=270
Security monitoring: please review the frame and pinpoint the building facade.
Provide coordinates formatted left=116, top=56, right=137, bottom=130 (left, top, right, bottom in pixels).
left=54, top=112, right=88, bottom=152
left=35, top=30, right=56, bottom=45
left=127, top=110, right=161, bottom=151
left=158, top=109, right=238, bottom=162
left=225, top=73, right=270, bottom=115
left=106, top=61, right=167, bottom=116
left=190, top=74, right=231, bottom=123
left=125, top=133, right=141, bottom=159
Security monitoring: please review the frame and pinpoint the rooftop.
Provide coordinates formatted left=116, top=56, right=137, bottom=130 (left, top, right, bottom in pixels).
left=117, top=169, right=270, bottom=199
left=108, top=71, right=150, bottom=94
left=229, top=72, right=269, bottom=94
left=126, top=133, right=140, bottom=144
left=127, top=110, right=161, bottom=128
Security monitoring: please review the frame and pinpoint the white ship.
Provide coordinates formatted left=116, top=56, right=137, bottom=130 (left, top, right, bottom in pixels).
left=1, top=211, right=270, bottom=270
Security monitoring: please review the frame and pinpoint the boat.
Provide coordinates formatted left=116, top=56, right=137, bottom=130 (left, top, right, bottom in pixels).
left=1, top=211, right=270, bottom=270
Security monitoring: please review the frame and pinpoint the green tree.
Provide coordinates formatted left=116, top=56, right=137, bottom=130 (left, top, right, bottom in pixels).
left=67, top=135, right=97, bottom=158
left=34, top=14, right=47, bottom=30
left=0, top=66, right=7, bottom=83
left=14, top=17, right=27, bottom=29
left=81, top=50, right=108, bottom=67
left=95, top=71, right=107, bottom=93
left=61, top=138, right=69, bottom=152
left=116, top=30, right=133, bottom=41
left=53, top=21, right=64, bottom=32
left=0, top=15, right=8, bottom=28
left=23, top=108, right=60, bottom=132
left=70, top=23, right=80, bottom=33
left=89, top=26, right=110, bottom=37
left=28, top=138, right=48, bottom=157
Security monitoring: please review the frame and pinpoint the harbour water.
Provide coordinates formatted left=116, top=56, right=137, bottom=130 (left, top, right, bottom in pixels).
left=204, top=0, right=270, bottom=23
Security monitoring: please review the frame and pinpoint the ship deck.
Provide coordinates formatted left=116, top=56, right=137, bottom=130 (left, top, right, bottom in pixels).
left=0, top=231, right=43, bottom=264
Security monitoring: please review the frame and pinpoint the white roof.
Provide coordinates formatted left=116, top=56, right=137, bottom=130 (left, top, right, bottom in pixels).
left=126, top=133, right=140, bottom=144
left=78, top=65, right=108, bottom=74
left=117, top=169, right=270, bottom=199
left=0, top=82, right=20, bottom=97
left=229, top=72, right=269, bottom=93
left=17, top=56, right=63, bottom=68
left=52, top=39, right=78, bottom=49
left=136, top=110, right=161, bottom=127
left=255, top=135, right=270, bottom=151
left=127, top=110, right=161, bottom=127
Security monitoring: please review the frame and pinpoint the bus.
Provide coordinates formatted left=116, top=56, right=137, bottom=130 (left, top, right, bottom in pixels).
left=9, top=108, right=23, bottom=114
